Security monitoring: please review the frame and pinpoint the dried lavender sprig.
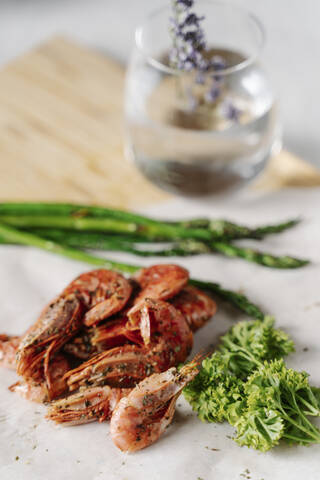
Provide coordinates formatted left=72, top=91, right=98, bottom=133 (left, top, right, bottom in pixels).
left=170, top=0, right=207, bottom=72
left=169, top=0, right=241, bottom=117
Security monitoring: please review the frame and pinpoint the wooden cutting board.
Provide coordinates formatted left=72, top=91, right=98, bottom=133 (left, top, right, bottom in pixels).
left=0, top=36, right=319, bottom=208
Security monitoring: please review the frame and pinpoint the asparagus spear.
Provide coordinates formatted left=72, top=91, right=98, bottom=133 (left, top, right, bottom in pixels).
left=189, top=279, right=265, bottom=320
left=0, top=222, right=139, bottom=274
left=0, top=214, right=303, bottom=249
left=22, top=229, right=209, bottom=257
left=0, top=202, right=160, bottom=225
left=13, top=229, right=308, bottom=268
left=0, top=221, right=266, bottom=320
left=204, top=218, right=300, bottom=240
left=0, top=202, right=299, bottom=241
left=210, top=242, right=309, bottom=269
left=0, top=215, right=213, bottom=242
left=26, top=229, right=158, bottom=245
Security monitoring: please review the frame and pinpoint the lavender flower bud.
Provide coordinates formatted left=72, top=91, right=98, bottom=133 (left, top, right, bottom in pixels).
left=176, top=0, right=194, bottom=7
left=211, top=55, right=227, bottom=71
left=183, top=31, right=198, bottom=43
left=184, top=13, right=204, bottom=26
left=184, top=60, right=194, bottom=71
left=222, top=100, right=241, bottom=121
left=204, top=85, right=221, bottom=103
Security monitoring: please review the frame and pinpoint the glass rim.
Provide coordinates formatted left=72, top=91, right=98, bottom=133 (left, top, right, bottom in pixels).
left=135, top=0, right=266, bottom=76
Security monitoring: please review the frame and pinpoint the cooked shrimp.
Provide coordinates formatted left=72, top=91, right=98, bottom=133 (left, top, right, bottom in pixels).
left=16, top=296, right=84, bottom=396
left=0, top=334, right=20, bottom=369
left=64, top=329, right=97, bottom=360
left=16, top=269, right=132, bottom=394
left=133, top=264, right=189, bottom=305
left=62, top=269, right=132, bottom=326
left=63, top=318, right=131, bottom=361
left=91, top=316, right=133, bottom=350
left=110, top=360, right=198, bottom=452
left=64, top=299, right=193, bottom=391
left=170, top=285, right=217, bottom=331
left=10, top=354, right=70, bottom=403
left=47, top=386, right=130, bottom=426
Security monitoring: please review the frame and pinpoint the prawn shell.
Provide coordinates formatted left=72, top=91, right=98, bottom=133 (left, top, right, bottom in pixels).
left=110, top=363, right=198, bottom=452
left=62, top=269, right=132, bottom=326
left=47, top=386, right=130, bottom=426
left=170, top=285, right=217, bottom=331
left=65, top=299, right=193, bottom=391
left=10, top=353, right=70, bottom=403
left=16, top=296, right=84, bottom=381
left=133, top=264, right=189, bottom=304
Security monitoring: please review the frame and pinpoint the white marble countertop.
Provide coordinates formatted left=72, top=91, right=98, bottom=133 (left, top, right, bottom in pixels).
left=1, top=0, right=320, bottom=166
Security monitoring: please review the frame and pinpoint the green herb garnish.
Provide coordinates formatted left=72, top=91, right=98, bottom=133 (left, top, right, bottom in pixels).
left=184, top=318, right=320, bottom=451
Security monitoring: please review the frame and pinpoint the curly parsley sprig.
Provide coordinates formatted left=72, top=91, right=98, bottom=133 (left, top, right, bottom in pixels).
left=184, top=318, right=320, bottom=451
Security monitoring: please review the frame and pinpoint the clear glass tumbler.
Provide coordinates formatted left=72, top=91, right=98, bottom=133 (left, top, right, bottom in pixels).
left=125, top=1, right=280, bottom=197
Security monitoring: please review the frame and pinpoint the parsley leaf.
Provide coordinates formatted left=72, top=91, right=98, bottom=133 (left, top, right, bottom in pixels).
left=184, top=318, right=320, bottom=451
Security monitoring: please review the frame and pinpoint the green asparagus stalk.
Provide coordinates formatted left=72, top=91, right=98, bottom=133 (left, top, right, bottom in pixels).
left=3, top=228, right=306, bottom=268
left=205, top=218, right=300, bottom=240
left=25, top=229, right=159, bottom=246
left=0, top=222, right=139, bottom=274
left=0, top=214, right=303, bottom=248
left=14, top=229, right=308, bottom=268
left=0, top=202, right=160, bottom=225
left=210, top=242, right=309, bottom=269
left=22, top=230, right=210, bottom=257
left=0, top=215, right=213, bottom=242
left=246, top=219, right=300, bottom=239
left=0, top=202, right=299, bottom=241
left=0, top=221, right=265, bottom=320
left=189, top=278, right=265, bottom=320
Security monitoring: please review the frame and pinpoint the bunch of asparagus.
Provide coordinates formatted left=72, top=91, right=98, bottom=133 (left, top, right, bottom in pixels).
left=0, top=202, right=308, bottom=320
left=0, top=202, right=307, bottom=268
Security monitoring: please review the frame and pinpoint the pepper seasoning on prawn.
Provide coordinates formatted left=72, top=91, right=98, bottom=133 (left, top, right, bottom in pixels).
left=89, top=282, right=217, bottom=359
left=170, top=285, right=217, bottom=332
left=15, top=269, right=132, bottom=398
left=16, top=296, right=85, bottom=397
left=132, top=264, right=189, bottom=305
left=10, top=353, right=70, bottom=403
left=62, top=269, right=132, bottom=326
left=87, top=264, right=190, bottom=356
left=110, top=360, right=199, bottom=452
left=64, top=299, right=193, bottom=391
left=47, top=386, right=130, bottom=426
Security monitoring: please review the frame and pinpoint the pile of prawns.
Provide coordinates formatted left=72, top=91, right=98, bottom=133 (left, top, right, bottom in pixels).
left=0, top=264, right=216, bottom=452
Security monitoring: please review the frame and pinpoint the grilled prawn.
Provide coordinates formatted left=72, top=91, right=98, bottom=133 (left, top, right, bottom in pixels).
left=64, top=299, right=193, bottom=391
left=15, top=269, right=132, bottom=396
left=10, top=353, right=70, bottom=403
left=62, top=269, right=132, bottom=326
left=170, top=285, right=217, bottom=331
left=132, top=264, right=189, bottom=305
left=16, top=296, right=84, bottom=396
left=47, top=386, right=130, bottom=426
left=110, top=360, right=199, bottom=452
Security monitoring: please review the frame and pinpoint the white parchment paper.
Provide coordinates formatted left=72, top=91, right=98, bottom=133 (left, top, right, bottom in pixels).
left=1, top=187, right=320, bottom=480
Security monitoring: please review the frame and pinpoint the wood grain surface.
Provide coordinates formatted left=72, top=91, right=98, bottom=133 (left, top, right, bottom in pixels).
left=0, top=36, right=319, bottom=208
